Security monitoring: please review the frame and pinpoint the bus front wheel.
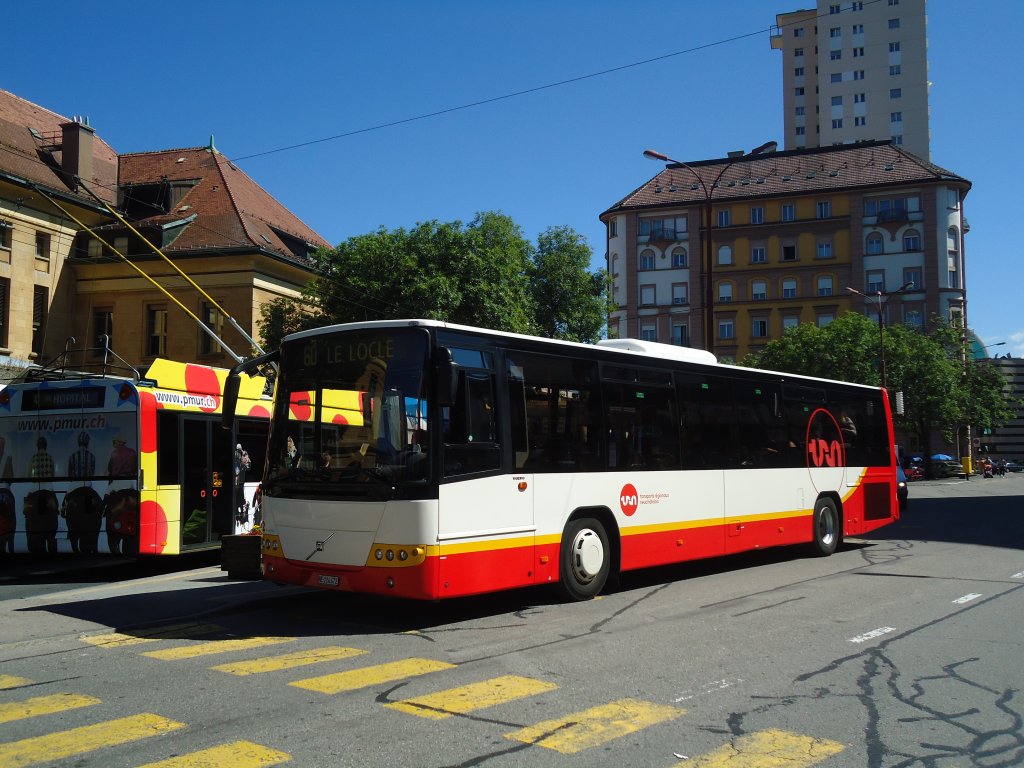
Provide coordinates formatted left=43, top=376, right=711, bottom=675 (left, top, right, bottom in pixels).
left=810, top=497, right=840, bottom=557
left=559, top=517, right=610, bottom=601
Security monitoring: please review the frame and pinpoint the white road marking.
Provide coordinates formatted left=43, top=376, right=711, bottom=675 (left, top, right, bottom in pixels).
left=952, top=593, right=982, bottom=604
left=849, top=627, right=895, bottom=643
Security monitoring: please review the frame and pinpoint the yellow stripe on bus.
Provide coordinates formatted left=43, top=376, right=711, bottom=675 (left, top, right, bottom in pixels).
left=505, top=698, right=685, bottom=754
left=385, top=675, right=557, bottom=719
left=211, top=646, right=368, bottom=676
left=0, top=713, right=185, bottom=768
left=679, top=729, right=845, bottom=767
left=142, top=637, right=295, bottom=660
left=290, top=658, right=455, bottom=695
left=0, top=676, right=32, bottom=690
left=81, top=623, right=225, bottom=648
left=136, top=740, right=291, bottom=767
left=0, top=693, right=100, bottom=725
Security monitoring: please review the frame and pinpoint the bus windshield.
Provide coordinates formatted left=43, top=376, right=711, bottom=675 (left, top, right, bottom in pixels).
left=266, top=327, right=431, bottom=496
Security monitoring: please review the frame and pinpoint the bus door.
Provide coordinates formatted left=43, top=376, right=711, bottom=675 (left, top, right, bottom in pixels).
left=180, top=417, right=234, bottom=546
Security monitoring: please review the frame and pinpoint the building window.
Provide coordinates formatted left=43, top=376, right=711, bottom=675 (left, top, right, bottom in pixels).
left=87, top=238, right=104, bottom=258
left=817, top=240, right=833, bottom=259
left=892, top=134, right=903, bottom=145
left=608, top=219, right=618, bottom=238
left=717, top=210, right=731, bottom=227
left=829, top=4, right=840, bottom=14
left=948, top=269, right=958, bottom=289
left=752, top=318, right=768, bottom=338
left=866, top=270, right=885, bottom=293
left=890, top=88, right=902, bottom=98
left=831, top=119, right=843, bottom=129
left=852, top=23, right=864, bottom=33
left=671, top=323, right=688, bottom=346
left=671, top=247, right=687, bottom=268
left=147, top=306, right=168, bottom=357
left=750, top=206, right=764, bottom=225
left=866, top=232, right=884, bottom=255
left=32, top=286, right=48, bottom=357
left=890, top=65, right=901, bottom=75
left=0, top=222, right=11, bottom=251
left=719, top=320, right=735, bottom=340
left=854, top=70, right=865, bottom=80
left=794, top=27, right=805, bottom=37
left=817, top=276, right=834, bottom=296
left=751, top=246, right=766, bottom=264
left=35, top=232, right=50, bottom=260
left=853, top=47, right=865, bottom=57
left=781, top=204, right=795, bottom=222
left=752, top=280, right=767, bottom=301
left=831, top=96, right=843, bottom=107
left=889, top=41, right=901, bottom=52
left=794, top=47, right=804, bottom=57
left=830, top=50, right=842, bottom=60
left=854, top=116, right=866, bottom=126
left=641, top=324, right=657, bottom=342
left=891, top=111, right=903, bottom=123
left=0, top=278, right=8, bottom=348
left=903, top=267, right=922, bottom=289
left=796, top=126, right=806, bottom=136
left=816, top=201, right=831, bottom=219
left=640, top=249, right=656, bottom=270
left=903, top=230, right=921, bottom=251
left=947, top=226, right=960, bottom=254
left=829, top=27, right=841, bottom=37
left=718, top=283, right=733, bottom=303
left=795, top=87, right=805, bottom=97
left=672, top=283, right=688, bottom=305
left=830, top=73, right=842, bottom=84
left=889, top=0, right=900, bottom=5
left=200, top=302, right=224, bottom=355
left=948, top=189, right=961, bottom=210
left=782, top=244, right=797, bottom=262
left=92, top=309, right=113, bottom=351
left=639, top=215, right=687, bottom=241
left=640, top=285, right=656, bottom=306
left=794, top=67, right=805, bottom=77
left=782, top=278, right=798, bottom=298
left=903, top=308, right=923, bottom=328
left=783, top=316, right=800, bottom=331
left=854, top=93, right=866, bottom=103
left=717, top=245, right=733, bottom=266
left=817, top=314, right=834, bottom=328
left=795, top=106, right=805, bottom=116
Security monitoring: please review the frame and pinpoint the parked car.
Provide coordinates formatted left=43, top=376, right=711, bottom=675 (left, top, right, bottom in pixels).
left=1005, top=461, right=1023, bottom=473
left=896, top=465, right=908, bottom=511
left=904, top=465, right=923, bottom=481
left=933, top=460, right=964, bottom=478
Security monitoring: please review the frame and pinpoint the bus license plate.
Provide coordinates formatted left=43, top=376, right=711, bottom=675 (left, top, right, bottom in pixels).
left=317, top=574, right=340, bottom=587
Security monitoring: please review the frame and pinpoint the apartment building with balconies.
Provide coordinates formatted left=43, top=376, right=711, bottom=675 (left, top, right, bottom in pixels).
left=601, top=140, right=969, bottom=360
left=771, top=0, right=930, bottom=159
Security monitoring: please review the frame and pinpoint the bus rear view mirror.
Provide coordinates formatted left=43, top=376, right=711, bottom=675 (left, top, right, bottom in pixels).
left=221, top=373, right=241, bottom=431
left=436, top=347, right=458, bottom=407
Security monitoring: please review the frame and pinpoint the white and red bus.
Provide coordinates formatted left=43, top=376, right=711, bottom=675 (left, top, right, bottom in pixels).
left=0, top=357, right=270, bottom=557
left=227, top=320, right=899, bottom=600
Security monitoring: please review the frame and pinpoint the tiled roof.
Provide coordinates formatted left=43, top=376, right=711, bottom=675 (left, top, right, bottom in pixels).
left=119, top=147, right=330, bottom=266
left=0, top=88, right=118, bottom=205
left=602, top=141, right=970, bottom=216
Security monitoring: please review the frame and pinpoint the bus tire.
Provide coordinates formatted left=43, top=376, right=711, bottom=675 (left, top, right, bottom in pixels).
left=559, top=517, right=610, bottom=601
left=810, top=497, right=840, bottom=557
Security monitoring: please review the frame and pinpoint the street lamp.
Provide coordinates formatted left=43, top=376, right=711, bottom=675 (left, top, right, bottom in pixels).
left=643, top=146, right=770, bottom=355
left=845, top=281, right=915, bottom=390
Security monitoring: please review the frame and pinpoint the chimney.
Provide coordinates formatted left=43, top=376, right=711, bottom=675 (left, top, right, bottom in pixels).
left=60, top=118, right=95, bottom=190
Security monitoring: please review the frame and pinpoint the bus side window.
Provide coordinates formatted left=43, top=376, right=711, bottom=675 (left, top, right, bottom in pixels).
left=443, top=370, right=500, bottom=476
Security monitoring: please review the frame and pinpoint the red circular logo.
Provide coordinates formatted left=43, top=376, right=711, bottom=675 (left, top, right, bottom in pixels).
left=620, top=483, right=639, bottom=516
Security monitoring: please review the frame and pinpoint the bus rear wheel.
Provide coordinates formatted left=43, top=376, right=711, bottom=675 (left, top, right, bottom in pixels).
left=559, top=517, right=610, bottom=601
left=810, top=497, right=840, bottom=556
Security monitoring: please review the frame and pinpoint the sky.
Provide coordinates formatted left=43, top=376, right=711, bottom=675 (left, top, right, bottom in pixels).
left=5, top=1, right=1021, bottom=355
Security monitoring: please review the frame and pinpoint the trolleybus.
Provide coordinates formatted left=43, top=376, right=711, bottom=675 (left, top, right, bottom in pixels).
left=0, top=354, right=270, bottom=557
left=225, top=319, right=900, bottom=600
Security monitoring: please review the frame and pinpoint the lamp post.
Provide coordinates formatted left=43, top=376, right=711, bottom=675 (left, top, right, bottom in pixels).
left=845, top=281, right=915, bottom=391
left=643, top=147, right=768, bottom=355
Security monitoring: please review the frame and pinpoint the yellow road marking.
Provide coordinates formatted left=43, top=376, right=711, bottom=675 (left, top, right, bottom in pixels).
left=0, top=676, right=32, bottom=690
left=0, top=713, right=185, bottom=768
left=505, top=698, right=685, bottom=754
left=211, top=646, right=368, bottom=676
left=681, top=729, right=845, bottom=767
left=290, top=658, right=455, bottom=694
left=386, top=675, right=557, bottom=719
left=142, top=636, right=295, bottom=660
left=0, top=693, right=100, bottom=725
left=136, top=740, right=291, bottom=767
left=81, top=623, right=225, bottom=648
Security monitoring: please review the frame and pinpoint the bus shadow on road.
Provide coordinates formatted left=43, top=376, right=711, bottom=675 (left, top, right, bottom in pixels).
left=864, top=496, right=1024, bottom=549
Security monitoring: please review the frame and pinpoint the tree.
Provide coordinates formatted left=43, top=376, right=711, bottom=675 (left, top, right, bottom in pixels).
left=531, top=225, right=608, bottom=343
left=258, top=212, right=607, bottom=350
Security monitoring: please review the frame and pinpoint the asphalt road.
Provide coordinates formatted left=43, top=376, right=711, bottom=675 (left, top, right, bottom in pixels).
left=1, top=473, right=1021, bottom=767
